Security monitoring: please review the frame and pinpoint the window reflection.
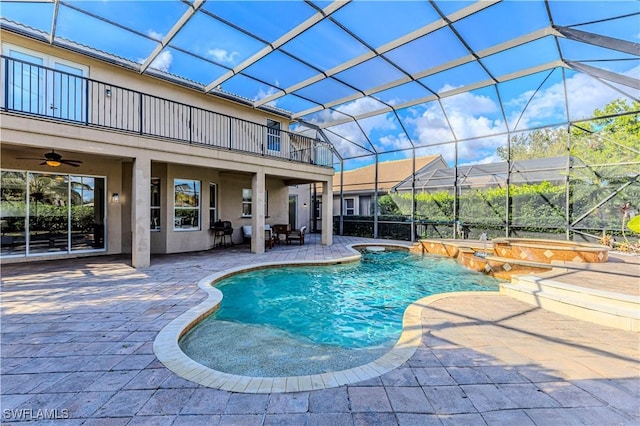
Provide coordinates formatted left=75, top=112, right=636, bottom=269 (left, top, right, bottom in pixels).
left=0, top=170, right=105, bottom=257
left=1, top=171, right=27, bottom=256
left=28, top=173, right=69, bottom=254
left=70, top=176, right=105, bottom=251
left=174, top=179, right=200, bottom=230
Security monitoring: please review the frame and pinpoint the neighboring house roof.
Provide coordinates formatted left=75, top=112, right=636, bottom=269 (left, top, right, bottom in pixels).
left=333, top=155, right=445, bottom=193
left=393, top=156, right=576, bottom=191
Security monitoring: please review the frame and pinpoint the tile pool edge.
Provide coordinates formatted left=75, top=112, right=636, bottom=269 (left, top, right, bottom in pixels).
left=153, top=243, right=489, bottom=393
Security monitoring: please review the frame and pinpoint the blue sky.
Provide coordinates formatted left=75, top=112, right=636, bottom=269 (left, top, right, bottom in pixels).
left=2, top=0, right=638, bottom=169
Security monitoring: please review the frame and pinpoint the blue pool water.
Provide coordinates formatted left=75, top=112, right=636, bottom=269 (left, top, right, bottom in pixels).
left=180, top=249, right=501, bottom=376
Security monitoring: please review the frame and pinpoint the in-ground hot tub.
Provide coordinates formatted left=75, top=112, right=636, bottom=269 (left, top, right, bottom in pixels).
left=492, top=238, right=609, bottom=264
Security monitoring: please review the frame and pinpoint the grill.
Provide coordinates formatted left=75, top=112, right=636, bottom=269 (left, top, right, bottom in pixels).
left=212, top=220, right=233, bottom=248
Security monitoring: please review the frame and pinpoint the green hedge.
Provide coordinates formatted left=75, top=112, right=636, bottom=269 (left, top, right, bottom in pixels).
left=337, top=180, right=639, bottom=240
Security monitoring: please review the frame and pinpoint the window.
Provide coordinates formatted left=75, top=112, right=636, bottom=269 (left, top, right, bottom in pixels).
left=359, top=196, right=371, bottom=216
left=242, top=189, right=252, bottom=217
left=209, top=183, right=217, bottom=228
left=3, top=43, right=88, bottom=121
left=174, top=179, right=200, bottom=231
left=344, top=198, right=355, bottom=215
left=241, top=189, right=268, bottom=217
left=266, top=119, right=281, bottom=152
left=150, top=178, right=160, bottom=231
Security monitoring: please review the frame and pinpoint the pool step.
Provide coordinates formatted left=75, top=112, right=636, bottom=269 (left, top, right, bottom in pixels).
left=500, top=274, right=640, bottom=332
left=484, top=255, right=553, bottom=280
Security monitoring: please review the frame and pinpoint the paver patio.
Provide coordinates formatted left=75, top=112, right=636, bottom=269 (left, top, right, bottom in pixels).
left=1, top=235, right=638, bottom=425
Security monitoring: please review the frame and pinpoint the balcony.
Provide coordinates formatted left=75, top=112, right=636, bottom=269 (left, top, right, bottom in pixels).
left=1, top=56, right=333, bottom=167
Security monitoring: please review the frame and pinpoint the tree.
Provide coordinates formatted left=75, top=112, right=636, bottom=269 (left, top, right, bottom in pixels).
left=497, top=99, right=639, bottom=163
left=497, top=127, right=566, bottom=161
left=378, top=195, right=401, bottom=215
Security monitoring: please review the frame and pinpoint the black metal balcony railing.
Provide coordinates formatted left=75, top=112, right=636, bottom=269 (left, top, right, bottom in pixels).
left=1, top=56, right=334, bottom=167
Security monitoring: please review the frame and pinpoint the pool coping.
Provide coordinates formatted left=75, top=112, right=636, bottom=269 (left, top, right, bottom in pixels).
left=153, top=242, right=495, bottom=393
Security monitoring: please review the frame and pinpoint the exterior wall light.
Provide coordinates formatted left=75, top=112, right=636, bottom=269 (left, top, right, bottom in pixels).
left=111, top=193, right=119, bottom=203
left=105, top=88, right=112, bottom=97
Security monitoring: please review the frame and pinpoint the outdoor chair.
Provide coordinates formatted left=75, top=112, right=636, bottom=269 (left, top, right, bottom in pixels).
left=264, top=224, right=277, bottom=249
left=272, top=224, right=290, bottom=245
left=243, top=224, right=277, bottom=249
left=242, top=225, right=252, bottom=244
left=286, top=225, right=306, bottom=245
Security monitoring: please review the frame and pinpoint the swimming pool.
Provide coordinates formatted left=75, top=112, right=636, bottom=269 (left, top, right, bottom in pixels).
left=179, top=248, right=500, bottom=377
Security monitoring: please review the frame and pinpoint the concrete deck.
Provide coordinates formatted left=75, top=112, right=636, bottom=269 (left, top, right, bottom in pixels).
left=2, top=235, right=639, bottom=425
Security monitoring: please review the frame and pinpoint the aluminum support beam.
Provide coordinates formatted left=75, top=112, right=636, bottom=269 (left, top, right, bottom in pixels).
left=49, top=0, right=59, bottom=44
left=554, top=25, right=640, bottom=57
left=565, top=61, right=640, bottom=91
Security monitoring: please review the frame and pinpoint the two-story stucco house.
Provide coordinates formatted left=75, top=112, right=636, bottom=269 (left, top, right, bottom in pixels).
left=0, top=25, right=335, bottom=267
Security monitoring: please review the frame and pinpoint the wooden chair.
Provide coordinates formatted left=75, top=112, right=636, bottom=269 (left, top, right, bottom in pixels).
left=242, top=225, right=252, bottom=244
left=286, top=225, right=307, bottom=245
left=243, top=224, right=277, bottom=249
left=272, top=224, right=290, bottom=245
left=264, top=224, right=277, bottom=249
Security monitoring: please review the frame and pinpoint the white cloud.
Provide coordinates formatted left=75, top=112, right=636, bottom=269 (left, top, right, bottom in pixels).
left=309, top=97, right=398, bottom=158
left=253, top=85, right=280, bottom=107
left=439, top=84, right=499, bottom=116
left=403, top=65, right=638, bottom=164
left=378, top=134, right=411, bottom=151
left=207, top=48, right=239, bottom=65
left=147, top=29, right=163, bottom=41
left=508, top=66, right=639, bottom=130
left=460, top=152, right=504, bottom=166
left=149, top=50, right=172, bottom=72
left=309, top=65, right=638, bottom=163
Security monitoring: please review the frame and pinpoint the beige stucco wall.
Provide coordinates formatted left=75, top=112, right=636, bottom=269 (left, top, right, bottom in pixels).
left=219, top=172, right=290, bottom=244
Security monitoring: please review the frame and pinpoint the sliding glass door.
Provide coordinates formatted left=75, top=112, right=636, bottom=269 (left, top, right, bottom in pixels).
left=28, top=173, right=69, bottom=254
left=0, top=170, right=106, bottom=257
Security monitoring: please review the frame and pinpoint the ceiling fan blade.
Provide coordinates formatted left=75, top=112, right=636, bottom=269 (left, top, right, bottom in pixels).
left=61, top=160, right=82, bottom=167
left=39, top=161, right=48, bottom=166
left=16, top=157, right=46, bottom=160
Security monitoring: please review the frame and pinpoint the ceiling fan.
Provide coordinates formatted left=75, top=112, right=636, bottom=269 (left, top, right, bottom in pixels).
left=17, top=150, right=83, bottom=167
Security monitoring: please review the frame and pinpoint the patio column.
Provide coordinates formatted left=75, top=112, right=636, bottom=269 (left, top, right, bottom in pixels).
left=251, top=169, right=265, bottom=254
left=131, top=155, right=151, bottom=268
left=322, top=178, right=333, bottom=245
